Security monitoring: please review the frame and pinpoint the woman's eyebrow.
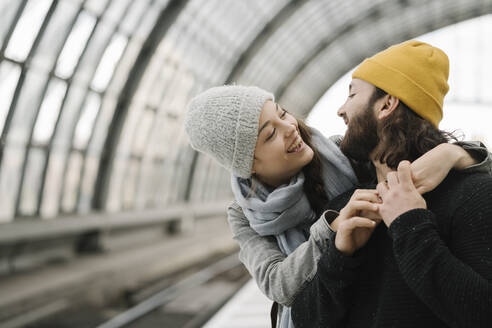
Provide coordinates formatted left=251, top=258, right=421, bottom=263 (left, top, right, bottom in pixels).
left=258, top=103, right=280, bottom=136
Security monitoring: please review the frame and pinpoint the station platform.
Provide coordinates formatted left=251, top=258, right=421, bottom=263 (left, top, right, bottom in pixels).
left=203, top=279, right=272, bottom=328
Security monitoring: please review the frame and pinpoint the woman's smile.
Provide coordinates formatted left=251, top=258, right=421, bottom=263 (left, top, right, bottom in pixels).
left=287, top=139, right=305, bottom=153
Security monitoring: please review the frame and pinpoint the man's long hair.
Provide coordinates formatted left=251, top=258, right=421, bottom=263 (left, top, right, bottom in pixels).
left=371, top=87, right=458, bottom=169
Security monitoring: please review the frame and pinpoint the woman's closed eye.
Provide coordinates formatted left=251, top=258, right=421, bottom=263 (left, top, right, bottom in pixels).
left=266, top=110, right=288, bottom=141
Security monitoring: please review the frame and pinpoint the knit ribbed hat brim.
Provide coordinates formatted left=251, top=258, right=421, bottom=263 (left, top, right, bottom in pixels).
left=352, top=40, right=449, bottom=127
left=185, top=85, right=274, bottom=178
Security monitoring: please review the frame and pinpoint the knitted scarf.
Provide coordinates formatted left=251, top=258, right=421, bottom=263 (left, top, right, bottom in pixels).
left=231, top=127, right=357, bottom=252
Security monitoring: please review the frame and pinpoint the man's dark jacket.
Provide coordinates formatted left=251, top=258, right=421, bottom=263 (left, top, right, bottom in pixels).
left=291, top=171, right=492, bottom=328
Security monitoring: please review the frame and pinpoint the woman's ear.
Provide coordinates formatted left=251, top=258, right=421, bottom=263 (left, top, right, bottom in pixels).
left=377, top=94, right=399, bottom=120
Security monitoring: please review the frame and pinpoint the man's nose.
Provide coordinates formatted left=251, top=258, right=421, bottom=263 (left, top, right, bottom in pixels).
left=337, top=106, right=345, bottom=117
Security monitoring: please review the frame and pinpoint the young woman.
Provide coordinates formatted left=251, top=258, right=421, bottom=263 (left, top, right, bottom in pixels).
left=184, top=85, right=491, bottom=328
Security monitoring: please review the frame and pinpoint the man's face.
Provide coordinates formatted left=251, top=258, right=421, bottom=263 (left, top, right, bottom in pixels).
left=338, top=78, right=381, bottom=161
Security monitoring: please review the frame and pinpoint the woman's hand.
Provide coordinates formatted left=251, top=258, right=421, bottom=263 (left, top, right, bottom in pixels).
left=377, top=161, right=427, bottom=227
left=411, top=143, right=476, bottom=194
left=332, top=189, right=381, bottom=256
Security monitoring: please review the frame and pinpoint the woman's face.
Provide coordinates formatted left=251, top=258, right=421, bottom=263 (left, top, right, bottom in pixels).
left=252, top=100, right=314, bottom=187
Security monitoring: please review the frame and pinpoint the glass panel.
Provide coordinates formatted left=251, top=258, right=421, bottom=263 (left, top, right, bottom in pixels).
left=115, top=100, right=144, bottom=156
left=149, top=162, right=161, bottom=207
left=177, top=143, right=193, bottom=203
left=158, top=159, right=172, bottom=205
left=61, top=151, right=83, bottom=213
left=52, top=83, right=86, bottom=150
left=84, top=0, right=110, bottom=16
left=78, top=154, right=99, bottom=213
left=91, top=33, right=127, bottom=92
left=134, top=0, right=169, bottom=39
left=216, top=167, right=231, bottom=200
left=176, top=146, right=194, bottom=202
left=153, top=160, right=166, bottom=207
left=173, top=146, right=191, bottom=202
left=166, top=70, right=194, bottom=116
left=119, top=0, right=149, bottom=35
left=132, top=108, right=154, bottom=157
left=74, top=21, right=112, bottom=85
left=0, top=61, right=21, bottom=136
left=32, top=78, right=67, bottom=145
left=55, top=11, right=96, bottom=79
left=213, top=165, right=225, bottom=200
left=6, top=67, right=49, bottom=147
left=203, top=165, right=217, bottom=202
left=87, top=94, right=117, bottom=154
left=200, top=159, right=214, bottom=202
left=4, top=0, right=53, bottom=62
left=40, top=151, right=67, bottom=218
left=0, top=0, right=23, bottom=49
left=134, top=159, right=151, bottom=210
left=191, top=156, right=210, bottom=203
left=19, top=148, right=46, bottom=216
left=73, top=92, right=101, bottom=150
left=30, top=0, right=80, bottom=71
left=106, top=37, right=141, bottom=95
left=144, top=113, right=165, bottom=159
left=0, top=144, right=25, bottom=222
left=148, top=64, right=174, bottom=109
left=169, top=161, right=183, bottom=204
left=188, top=155, right=200, bottom=203
left=104, top=0, right=132, bottom=25
left=105, top=156, right=125, bottom=212
left=121, top=158, right=139, bottom=210
left=136, top=55, right=167, bottom=109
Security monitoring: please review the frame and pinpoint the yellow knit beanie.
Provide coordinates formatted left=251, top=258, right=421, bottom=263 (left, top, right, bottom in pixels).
left=352, top=40, right=449, bottom=127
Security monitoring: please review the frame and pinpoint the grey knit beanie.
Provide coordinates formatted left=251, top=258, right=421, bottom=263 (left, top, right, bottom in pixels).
left=184, top=85, right=274, bottom=179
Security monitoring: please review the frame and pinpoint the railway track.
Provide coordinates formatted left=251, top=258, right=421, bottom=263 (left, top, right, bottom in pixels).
left=23, top=252, right=249, bottom=328
left=1, top=215, right=246, bottom=328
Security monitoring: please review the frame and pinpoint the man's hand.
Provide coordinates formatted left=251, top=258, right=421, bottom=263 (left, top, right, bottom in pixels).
left=377, top=161, right=427, bottom=227
left=333, top=189, right=380, bottom=256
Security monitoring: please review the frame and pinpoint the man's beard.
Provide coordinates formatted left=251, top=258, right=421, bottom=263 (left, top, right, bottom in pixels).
left=340, top=103, right=380, bottom=161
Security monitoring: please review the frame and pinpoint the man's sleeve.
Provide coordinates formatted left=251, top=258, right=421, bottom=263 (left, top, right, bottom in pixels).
left=388, top=179, right=492, bottom=328
left=453, top=141, right=492, bottom=175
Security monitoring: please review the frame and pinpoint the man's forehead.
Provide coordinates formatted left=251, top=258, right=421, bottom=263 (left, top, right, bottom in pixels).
left=350, top=79, right=380, bottom=94
left=350, top=78, right=372, bottom=88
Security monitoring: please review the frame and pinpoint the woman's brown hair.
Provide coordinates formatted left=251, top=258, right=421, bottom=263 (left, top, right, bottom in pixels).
left=296, top=118, right=330, bottom=215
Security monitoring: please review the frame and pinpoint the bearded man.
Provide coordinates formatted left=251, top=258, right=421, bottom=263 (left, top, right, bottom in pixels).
left=291, top=40, right=492, bottom=328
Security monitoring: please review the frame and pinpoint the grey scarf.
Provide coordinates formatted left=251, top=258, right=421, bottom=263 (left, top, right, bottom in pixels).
left=231, top=127, right=357, bottom=328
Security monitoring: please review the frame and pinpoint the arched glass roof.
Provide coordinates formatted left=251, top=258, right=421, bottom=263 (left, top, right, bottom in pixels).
left=0, top=0, right=491, bottom=223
